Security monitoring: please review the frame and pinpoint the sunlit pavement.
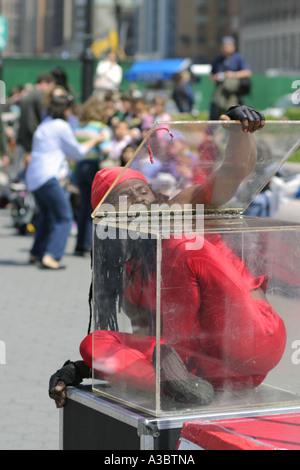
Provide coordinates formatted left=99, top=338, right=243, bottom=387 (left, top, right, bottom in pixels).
left=0, top=208, right=91, bottom=450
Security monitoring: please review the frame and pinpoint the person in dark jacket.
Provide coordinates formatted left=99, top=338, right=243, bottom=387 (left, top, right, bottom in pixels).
left=16, top=73, right=55, bottom=169
left=210, top=36, right=252, bottom=119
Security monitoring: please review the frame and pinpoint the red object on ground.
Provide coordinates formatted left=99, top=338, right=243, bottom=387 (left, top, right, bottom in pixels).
left=177, top=414, right=300, bottom=450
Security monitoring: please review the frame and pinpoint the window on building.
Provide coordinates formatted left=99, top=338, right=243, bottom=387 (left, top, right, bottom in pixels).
left=180, top=35, right=191, bottom=46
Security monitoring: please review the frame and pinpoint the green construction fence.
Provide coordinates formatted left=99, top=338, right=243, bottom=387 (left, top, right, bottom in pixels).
left=1, top=57, right=299, bottom=114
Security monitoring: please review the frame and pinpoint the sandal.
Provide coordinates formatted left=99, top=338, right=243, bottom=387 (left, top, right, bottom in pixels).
left=41, top=254, right=66, bottom=270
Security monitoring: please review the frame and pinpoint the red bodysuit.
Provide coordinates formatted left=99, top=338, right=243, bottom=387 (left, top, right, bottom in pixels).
left=80, top=234, right=287, bottom=392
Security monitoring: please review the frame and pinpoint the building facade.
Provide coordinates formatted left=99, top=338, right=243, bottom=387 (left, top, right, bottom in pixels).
left=0, top=0, right=138, bottom=58
left=175, top=0, right=241, bottom=63
left=0, top=0, right=64, bottom=56
left=1, top=0, right=300, bottom=75
left=133, top=0, right=241, bottom=63
left=241, top=0, right=300, bottom=73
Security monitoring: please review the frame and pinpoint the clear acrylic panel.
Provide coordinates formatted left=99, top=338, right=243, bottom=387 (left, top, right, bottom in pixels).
left=92, top=224, right=163, bottom=414
left=92, top=120, right=300, bottom=216
left=92, top=216, right=300, bottom=417
left=91, top=120, right=300, bottom=417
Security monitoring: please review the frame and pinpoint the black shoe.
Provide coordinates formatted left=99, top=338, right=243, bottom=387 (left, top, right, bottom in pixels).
left=29, top=255, right=42, bottom=265
left=74, top=248, right=91, bottom=257
left=153, top=344, right=214, bottom=406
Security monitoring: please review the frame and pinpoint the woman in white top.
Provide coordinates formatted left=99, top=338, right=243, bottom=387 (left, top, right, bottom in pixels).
left=26, top=95, right=104, bottom=269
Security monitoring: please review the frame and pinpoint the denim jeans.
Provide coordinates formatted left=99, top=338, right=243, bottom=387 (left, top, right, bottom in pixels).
left=31, top=178, right=73, bottom=260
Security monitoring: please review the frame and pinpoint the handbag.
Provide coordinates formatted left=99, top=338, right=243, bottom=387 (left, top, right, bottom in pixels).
left=239, top=78, right=251, bottom=96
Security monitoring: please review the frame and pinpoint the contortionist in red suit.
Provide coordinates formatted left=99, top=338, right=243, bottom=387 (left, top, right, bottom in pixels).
left=49, top=105, right=286, bottom=409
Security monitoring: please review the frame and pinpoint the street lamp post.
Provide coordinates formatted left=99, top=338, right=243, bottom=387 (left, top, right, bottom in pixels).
left=114, top=0, right=121, bottom=37
left=81, top=0, right=94, bottom=102
left=0, top=0, right=3, bottom=82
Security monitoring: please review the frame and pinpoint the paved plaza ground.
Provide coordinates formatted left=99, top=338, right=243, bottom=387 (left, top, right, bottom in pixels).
left=0, top=208, right=91, bottom=450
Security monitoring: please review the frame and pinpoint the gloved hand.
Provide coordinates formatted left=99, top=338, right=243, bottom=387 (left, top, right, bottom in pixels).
left=226, top=105, right=265, bottom=122
left=49, top=360, right=90, bottom=408
left=223, top=105, right=265, bottom=133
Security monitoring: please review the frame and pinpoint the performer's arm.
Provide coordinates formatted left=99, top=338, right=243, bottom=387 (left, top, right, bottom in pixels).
left=171, top=105, right=265, bottom=208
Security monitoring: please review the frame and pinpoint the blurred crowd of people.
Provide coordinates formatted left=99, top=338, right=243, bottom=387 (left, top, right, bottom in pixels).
left=0, top=39, right=270, bottom=268
left=0, top=64, right=181, bottom=268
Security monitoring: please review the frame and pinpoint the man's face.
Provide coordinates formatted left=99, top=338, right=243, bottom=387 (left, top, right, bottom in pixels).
left=39, top=80, right=55, bottom=95
left=113, top=179, right=156, bottom=207
left=222, top=42, right=235, bottom=57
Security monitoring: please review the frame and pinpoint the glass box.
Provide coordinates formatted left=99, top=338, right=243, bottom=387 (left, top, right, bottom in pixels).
left=91, top=120, right=300, bottom=417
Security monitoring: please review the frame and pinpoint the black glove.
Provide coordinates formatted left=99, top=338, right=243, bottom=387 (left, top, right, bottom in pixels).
left=226, top=105, right=265, bottom=122
left=48, top=360, right=89, bottom=396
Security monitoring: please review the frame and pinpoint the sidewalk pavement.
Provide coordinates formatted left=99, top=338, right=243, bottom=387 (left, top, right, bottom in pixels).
left=0, top=208, right=91, bottom=450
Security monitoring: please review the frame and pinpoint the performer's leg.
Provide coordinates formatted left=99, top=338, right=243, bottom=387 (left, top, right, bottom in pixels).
left=80, top=331, right=157, bottom=393
left=161, top=236, right=287, bottom=387
left=80, top=331, right=215, bottom=405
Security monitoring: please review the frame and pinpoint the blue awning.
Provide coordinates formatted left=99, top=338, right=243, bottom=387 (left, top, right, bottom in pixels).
left=125, top=58, right=192, bottom=82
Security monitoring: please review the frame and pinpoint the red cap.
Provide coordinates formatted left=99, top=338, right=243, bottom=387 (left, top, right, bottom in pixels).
left=91, top=167, right=149, bottom=210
